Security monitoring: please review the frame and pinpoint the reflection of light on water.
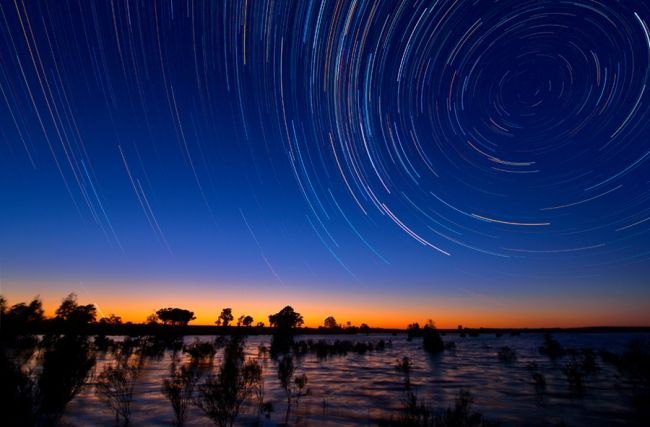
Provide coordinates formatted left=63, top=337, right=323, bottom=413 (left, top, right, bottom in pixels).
left=60, top=333, right=649, bottom=426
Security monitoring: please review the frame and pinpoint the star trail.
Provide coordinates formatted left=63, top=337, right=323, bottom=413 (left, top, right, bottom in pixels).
left=1, top=1, right=649, bottom=327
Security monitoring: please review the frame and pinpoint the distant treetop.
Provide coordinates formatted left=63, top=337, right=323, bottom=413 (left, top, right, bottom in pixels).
left=156, top=307, right=196, bottom=326
left=269, top=306, right=303, bottom=331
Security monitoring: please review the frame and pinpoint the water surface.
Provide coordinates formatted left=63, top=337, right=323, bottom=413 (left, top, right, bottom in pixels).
left=62, top=332, right=649, bottom=426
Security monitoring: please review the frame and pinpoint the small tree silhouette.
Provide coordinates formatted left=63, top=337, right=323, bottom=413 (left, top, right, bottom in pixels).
left=277, top=355, right=295, bottom=424
left=196, top=336, right=262, bottom=427
left=422, top=320, right=444, bottom=354
left=96, top=340, right=143, bottom=426
left=183, top=339, right=218, bottom=366
left=216, top=308, right=234, bottom=328
left=242, top=315, right=254, bottom=327
left=162, top=360, right=201, bottom=427
left=156, top=308, right=196, bottom=327
left=323, top=316, right=338, bottom=329
left=55, top=293, right=97, bottom=327
left=6, top=297, right=45, bottom=325
left=269, top=306, right=304, bottom=331
left=269, top=306, right=303, bottom=355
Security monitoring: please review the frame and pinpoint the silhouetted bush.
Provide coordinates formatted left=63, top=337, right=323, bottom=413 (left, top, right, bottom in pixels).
left=423, top=321, right=444, bottom=354
left=36, top=334, right=95, bottom=424
left=96, top=343, right=141, bottom=426
left=162, top=361, right=201, bottom=426
left=400, top=391, right=434, bottom=426
left=539, top=333, right=564, bottom=358
left=196, top=336, right=262, bottom=427
left=278, top=354, right=295, bottom=423
left=386, top=389, right=500, bottom=426
left=269, top=306, right=303, bottom=355
left=407, top=320, right=445, bottom=354
left=396, top=356, right=413, bottom=389
left=139, top=335, right=173, bottom=359
left=97, top=365, right=138, bottom=426
left=435, top=390, right=500, bottom=427
left=184, top=339, right=218, bottom=365
left=294, top=372, right=309, bottom=405
left=407, top=322, right=421, bottom=340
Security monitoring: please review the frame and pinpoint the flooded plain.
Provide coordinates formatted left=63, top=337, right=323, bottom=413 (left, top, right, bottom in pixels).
left=60, top=332, right=648, bottom=426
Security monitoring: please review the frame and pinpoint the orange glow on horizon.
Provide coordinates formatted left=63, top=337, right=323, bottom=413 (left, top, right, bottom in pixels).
left=3, top=280, right=649, bottom=329
left=20, top=296, right=650, bottom=330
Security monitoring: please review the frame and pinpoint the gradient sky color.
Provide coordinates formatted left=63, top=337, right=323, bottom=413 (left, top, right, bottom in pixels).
left=1, top=1, right=650, bottom=328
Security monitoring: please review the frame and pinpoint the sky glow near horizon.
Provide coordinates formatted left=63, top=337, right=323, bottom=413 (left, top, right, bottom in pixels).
left=1, top=0, right=650, bottom=327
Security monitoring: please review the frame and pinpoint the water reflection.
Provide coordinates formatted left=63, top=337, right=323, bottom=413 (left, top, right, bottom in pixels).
left=51, top=333, right=648, bottom=426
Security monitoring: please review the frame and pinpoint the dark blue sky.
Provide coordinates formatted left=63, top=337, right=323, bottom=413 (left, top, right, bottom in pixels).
left=1, top=1, right=649, bottom=326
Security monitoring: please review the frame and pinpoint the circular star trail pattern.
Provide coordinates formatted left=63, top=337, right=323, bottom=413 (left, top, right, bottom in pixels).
left=1, top=0, right=650, bottom=280
left=264, top=0, right=650, bottom=262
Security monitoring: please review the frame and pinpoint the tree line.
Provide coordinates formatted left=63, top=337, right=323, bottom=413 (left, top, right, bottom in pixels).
left=1, top=294, right=376, bottom=334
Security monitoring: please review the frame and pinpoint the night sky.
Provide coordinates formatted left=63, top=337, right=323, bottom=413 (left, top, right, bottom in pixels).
left=1, top=0, right=649, bottom=327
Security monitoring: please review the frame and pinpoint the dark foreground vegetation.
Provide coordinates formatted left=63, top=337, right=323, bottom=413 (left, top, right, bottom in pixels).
left=1, top=294, right=649, bottom=426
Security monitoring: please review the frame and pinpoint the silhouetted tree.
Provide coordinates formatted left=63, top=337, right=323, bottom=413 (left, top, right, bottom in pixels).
left=156, top=307, right=196, bottom=327
left=216, top=308, right=234, bottom=327
left=422, top=320, right=444, bottom=354
left=269, top=306, right=303, bottom=331
left=407, top=322, right=421, bottom=339
left=8, top=297, right=44, bottom=324
left=360, top=323, right=370, bottom=334
left=55, top=293, right=97, bottom=326
left=323, top=316, right=339, bottom=329
left=256, top=321, right=265, bottom=328
left=269, top=306, right=303, bottom=355
left=146, top=313, right=159, bottom=325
